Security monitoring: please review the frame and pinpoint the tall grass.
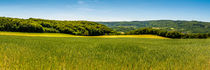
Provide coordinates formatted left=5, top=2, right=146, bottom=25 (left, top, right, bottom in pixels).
left=0, top=35, right=209, bottom=70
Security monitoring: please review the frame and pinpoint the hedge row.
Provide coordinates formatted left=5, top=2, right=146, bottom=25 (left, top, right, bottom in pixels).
left=126, top=28, right=209, bottom=39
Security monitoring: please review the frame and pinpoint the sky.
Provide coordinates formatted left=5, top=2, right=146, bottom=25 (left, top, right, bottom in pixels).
left=0, top=0, right=210, bottom=22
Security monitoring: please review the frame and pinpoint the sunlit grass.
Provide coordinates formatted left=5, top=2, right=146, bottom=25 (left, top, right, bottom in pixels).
left=90, top=35, right=168, bottom=39
left=0, top=35, right=209, bottom=70
left=0, top=31, right=168, bottom=39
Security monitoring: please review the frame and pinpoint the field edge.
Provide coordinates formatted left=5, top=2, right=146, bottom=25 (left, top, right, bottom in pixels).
left=0, top=31, right=168, bottom=39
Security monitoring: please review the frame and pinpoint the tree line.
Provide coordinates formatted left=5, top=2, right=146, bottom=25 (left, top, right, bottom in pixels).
left=126, top=28, right=209, bottom=39
left=0, top=17, right=114, bottom=36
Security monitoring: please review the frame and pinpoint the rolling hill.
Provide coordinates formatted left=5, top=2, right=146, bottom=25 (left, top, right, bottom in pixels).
left=99, top=20, right=210, bottom=33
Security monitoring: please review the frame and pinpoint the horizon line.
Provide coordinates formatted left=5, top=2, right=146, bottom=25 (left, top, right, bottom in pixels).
left=1, top=16, right=209, bottom=22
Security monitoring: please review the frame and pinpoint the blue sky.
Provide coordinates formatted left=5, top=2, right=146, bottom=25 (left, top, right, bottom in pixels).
left=0, top=0, right=210, bottom=22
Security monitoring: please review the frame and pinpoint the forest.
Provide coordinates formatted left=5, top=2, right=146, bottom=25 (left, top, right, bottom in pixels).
left=0, top=17, right=209, bottom=38
left=99, top=20, right=210, bottom=33
left=0, top=17, right=113, bottom=36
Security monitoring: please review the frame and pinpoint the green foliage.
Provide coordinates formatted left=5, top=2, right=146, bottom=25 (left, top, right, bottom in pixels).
left=43, top=28, right=59, bottom=33
left=112, top=26, right=136, bottom=32
left=0, top=17, right=113, bottom=36
left=105, top=31, right=122, bottom=35
left=99, top=20, right=210, bottom=33
left=127, top=28, right=208, bottom=39
left=18, top=21, right=44, bottom=32
left=0, top=35, right=209, bottom=70
left=208, top=33, right=210, bottom=37
left=0, top=17, right=44, bottom=32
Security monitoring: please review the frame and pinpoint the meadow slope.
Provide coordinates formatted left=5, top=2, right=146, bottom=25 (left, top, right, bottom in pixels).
left=0, top=35, right=209, bottom=70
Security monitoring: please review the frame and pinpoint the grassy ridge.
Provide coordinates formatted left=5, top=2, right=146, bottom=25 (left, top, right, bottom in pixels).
left=0, top=32, right=168, bottom=39
left=0, top=35, right=209, bottom=70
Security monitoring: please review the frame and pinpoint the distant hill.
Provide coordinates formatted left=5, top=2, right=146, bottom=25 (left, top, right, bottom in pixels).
left=99, top=20, right=210, bottom=33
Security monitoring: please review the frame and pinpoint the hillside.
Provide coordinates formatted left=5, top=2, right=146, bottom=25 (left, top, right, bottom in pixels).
left=99, top=20, right=210, bottom=33
left=0, top=17, right=113, bottom=36
left=0, top=17, right=209, bottom=38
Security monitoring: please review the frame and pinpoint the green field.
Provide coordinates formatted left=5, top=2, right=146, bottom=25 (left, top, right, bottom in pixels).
left=0, top=32, right=168, bottom=39
left=0, top=35, right=209, bottom=70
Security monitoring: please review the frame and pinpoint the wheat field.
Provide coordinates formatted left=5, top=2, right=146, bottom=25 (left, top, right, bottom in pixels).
left=0, top=35, right=209, bottom=70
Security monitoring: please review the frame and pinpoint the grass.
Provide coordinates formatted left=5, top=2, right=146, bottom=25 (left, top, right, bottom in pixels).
left=0, top=35, right=209, bottom=70
left=0, top=31, right=168, bottom=39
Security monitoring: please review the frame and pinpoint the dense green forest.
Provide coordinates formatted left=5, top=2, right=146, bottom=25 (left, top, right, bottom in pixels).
left=99, top=20, right=210, bottom=33
left=0, top=17, right=113, bottom=36
left=127, top=28, right=209, bottom=39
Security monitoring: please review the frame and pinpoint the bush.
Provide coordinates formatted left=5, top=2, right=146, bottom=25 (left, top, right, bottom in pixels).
left=165, top=31, right=182, bottom=38
left=208, top=33, right=210, bottom=37
left=18, top=22, right=44, bottom=32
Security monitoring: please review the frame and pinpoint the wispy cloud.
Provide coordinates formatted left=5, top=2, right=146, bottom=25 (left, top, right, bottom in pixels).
left=77, top=0, right=99, bottom=5
left=78, top=0, right=85, bottom=5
